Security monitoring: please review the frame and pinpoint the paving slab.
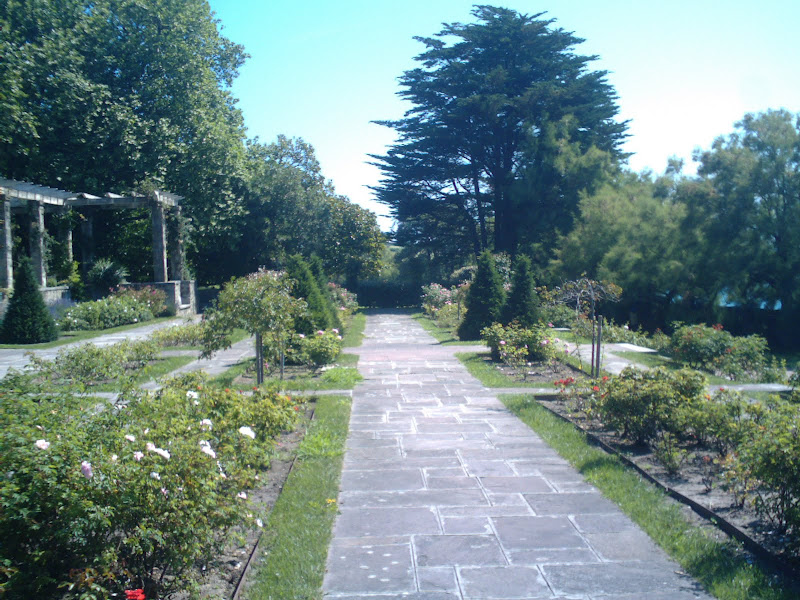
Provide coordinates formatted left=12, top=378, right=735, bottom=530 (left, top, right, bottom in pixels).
left=323, top=311, right=714, bottom=599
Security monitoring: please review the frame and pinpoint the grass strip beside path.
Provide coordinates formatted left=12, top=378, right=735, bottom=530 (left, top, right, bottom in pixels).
left=341, top=311, right=366, bottom=348
left=412, top=312, right=478, bottom=345
left=502, top=394, right=798, bottom=600
left=245, top=395, right=351, bottom=600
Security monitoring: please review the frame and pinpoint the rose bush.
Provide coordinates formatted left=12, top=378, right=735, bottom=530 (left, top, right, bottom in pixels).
left=0, top=371, right=301, bottom=599
left=58, top=295, right=155, bottom=331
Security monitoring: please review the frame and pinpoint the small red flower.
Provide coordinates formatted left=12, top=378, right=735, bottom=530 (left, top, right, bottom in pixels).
left=125, top=589, right=146, bottom=600
left=602, top=376, right=609, bottom=381
left=592, top=386, right=600, bottom=392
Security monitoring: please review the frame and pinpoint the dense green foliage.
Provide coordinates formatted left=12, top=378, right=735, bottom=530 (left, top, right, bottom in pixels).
left=0, top=256, right=59, bottom=343
left=0, top=0, right=382, bottom=286
left=480, top=322, right=557, bottom=363
left=373, top=5, right=626, bottom=272
left=457, top=251, right=505, bottom=340
left=0, top=371, right=302, bottom=598
left=286, top=254, right=335, bottom=334
left=598, top=367, right=707, bottom=445
left=201, top=269, right=306, bottom=366
left=27, top=339, right=160, bottom=387
left=58, top=294, right=154, bottom=331
left=552, top=110, right=800, bottom=342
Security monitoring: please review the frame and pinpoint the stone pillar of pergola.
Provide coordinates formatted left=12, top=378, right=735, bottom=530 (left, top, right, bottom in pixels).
left=29, top=200, right=47, bottom=287
left=1, top=194, right=12, bottom=290
left=168, top=205, right=185, bottom=281
left=151, top=199, right=168, bottom=283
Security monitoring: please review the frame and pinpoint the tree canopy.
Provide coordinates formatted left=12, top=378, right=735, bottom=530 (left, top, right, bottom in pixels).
left=0, top=0, right=383, bottom=285
left=372, top=5, right=627, bottom=263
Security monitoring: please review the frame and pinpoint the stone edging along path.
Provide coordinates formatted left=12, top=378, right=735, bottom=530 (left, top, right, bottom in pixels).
left=322, top=312, right=714, bottom=599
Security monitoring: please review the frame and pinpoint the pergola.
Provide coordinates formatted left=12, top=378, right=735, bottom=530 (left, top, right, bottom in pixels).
left=0, top=178, right=191, bottom=311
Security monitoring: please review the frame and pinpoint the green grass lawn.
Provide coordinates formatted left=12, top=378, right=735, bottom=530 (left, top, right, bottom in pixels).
left=412, top=312, right=482, bottom=345
left=341, top=311, right=366, bottom=348
left=0, top=316, right=176, bottom=350
left=502, top=394, right=799, bottom=600
left=245, top=395, right=350, bottom=600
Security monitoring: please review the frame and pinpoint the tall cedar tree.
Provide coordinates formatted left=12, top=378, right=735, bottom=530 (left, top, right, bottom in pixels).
left=503, top=256, right=540, bottom=326
left=372, top=5, right=627, bottom=261
left=0, top=256, right=59, bottom=343
left=458, top=251, right=506, bottom=340
left=286, top=255, right=332, bottom=334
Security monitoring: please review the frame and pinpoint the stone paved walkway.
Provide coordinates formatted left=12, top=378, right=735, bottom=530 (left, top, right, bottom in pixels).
left=323, top=312, right=713, bottom=599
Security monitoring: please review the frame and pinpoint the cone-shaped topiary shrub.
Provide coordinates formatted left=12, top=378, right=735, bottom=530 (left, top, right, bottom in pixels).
left=308, top=253, right=341, bottom=329
left=457, top=251, right=506, bottom=340
left=503, top=255, right=540, bottom=327
left=0, top=255, right=59, bottom=343
left=286, top=254, right=332, bottom=334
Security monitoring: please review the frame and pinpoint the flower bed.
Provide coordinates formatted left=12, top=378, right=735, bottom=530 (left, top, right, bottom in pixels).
left=525, top=367, right=800, bottom=563
left=0, top=371, right=304, bottom=599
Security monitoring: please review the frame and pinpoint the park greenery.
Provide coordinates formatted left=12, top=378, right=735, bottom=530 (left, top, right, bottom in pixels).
left=0, top=0, right=383, bottom=286
left=3, top=0, right=800, bottom=596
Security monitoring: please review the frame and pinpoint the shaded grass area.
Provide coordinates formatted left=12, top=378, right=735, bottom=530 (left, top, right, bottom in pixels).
left=245, top=395, right=351, bottom=600
left=341, top=311, right=366, bottom=348
left=412, top=312, right=481, bottom=345
left=503, top=394, right=799, bottom=600
left=0, top=316, right=175, bottom=349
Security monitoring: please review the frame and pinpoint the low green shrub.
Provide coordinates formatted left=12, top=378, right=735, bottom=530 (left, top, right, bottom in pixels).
left=538, top=303, right=575, bottom=328
left=290, top=329, right=343, bottom=368
left=26, top=339, right=160, bottom=386
left=669, top=323, right=781, bottom=382
left=481, top=322, right=557, bottom=363
left=86, top=258, right=128, bottom=297
left=111, top=286, right=169, bottom=317
left=0, top=371, right=302, bottom=599
left=58, top=295, right=155, bottom=331
left=420, top=283, right=452, bottom=317
left=601, top=320, right=653, bottom=347
left=726, top=402, right=800, bottom=550
left=327, top=282, right=358, bottom=319
left=149, top=321, right=206, bottom=347
left=688, top=388, right=754, bottom=455
left=597, top=366, right=706, bottom=445
left=0, top=255, right=59, bottom=344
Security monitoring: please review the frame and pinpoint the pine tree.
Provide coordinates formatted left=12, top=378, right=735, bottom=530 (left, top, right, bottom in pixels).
left=286, top=255, right=332, bottom=334
left=503, top=255, right=540, bottom=326
left=457, top=251, right=506, bottom=340
left=0, top=256, right=59, bottom=343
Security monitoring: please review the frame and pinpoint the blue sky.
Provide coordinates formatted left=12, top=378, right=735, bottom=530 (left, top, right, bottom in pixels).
left=207, top=0, right=800, bottom=231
